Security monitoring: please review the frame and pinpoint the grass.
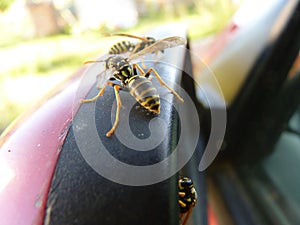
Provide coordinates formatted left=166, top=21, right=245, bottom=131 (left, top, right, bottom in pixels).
left=0, top=0, right=238, bottom=132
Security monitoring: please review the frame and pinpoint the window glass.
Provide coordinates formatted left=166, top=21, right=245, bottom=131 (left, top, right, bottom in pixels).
left=260, top=105, right=300, bottom=222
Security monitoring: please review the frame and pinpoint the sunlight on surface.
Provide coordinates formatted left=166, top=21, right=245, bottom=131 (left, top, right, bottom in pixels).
left=0, top=0, right=240, bottom=132
left=1, top=74, right=65, bottom=105
left=0, top=158, right=15, bottom=192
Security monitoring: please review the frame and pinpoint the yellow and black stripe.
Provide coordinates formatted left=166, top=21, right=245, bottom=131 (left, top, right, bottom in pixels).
left=127, top=76, right=160, bottom=114
left=178, top=177, right=197, bottom=213
left=109, top=41, right=135, bottom=54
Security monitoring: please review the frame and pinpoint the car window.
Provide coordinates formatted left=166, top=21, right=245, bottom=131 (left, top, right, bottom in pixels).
left=241, top=105, right=300, bottom=224
left=262, top=105, right=300, bottom=212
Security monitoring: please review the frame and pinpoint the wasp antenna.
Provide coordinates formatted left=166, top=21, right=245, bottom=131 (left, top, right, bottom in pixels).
left=102, top=33, right=114, bottom=37
left=84, top=60, right=104, bottom=65
left=103, top=33, right=150, bottom=42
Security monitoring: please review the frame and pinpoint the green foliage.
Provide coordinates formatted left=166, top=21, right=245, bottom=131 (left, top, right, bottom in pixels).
left=0, top=0, right=14, bottom=12
left=0, top=0, right=239, bottom=132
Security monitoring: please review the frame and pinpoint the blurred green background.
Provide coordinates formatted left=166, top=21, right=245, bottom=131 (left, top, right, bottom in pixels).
left=0, top=0, right=240, bottom=133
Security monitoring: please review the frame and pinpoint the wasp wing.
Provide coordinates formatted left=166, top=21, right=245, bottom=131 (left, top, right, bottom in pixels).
left=84, top=54, right=114, bottom=90
left=128, top=36, right=187, bottom=61
left=95, top=70, right=113, bottom=90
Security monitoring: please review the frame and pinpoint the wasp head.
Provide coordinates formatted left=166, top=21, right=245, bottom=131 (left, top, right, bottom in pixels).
left=178, top=177, right=194, bottom=190
left=106, top=56, right=131, bottom=82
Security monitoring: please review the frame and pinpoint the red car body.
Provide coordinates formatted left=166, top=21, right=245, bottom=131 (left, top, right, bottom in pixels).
left=0, top=69, right=86, bottom=225
left=1, top=0, right=300, bottom=224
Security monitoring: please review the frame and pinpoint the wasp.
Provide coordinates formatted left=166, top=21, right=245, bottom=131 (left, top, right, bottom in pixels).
left=106, top=33, right=166, bottom=68
left=178, top=176, right=197, bottom=225
left=81, top=36, right=186, bottom=137
left=106, top=33, right=162, bottom=55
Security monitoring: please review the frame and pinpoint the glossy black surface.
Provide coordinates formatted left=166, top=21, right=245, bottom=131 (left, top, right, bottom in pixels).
left=44, top=26, right=207, bottom=225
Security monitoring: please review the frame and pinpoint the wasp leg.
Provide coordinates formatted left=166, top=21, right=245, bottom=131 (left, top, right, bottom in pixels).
left=141, top=57, right=147, bottom=69
left=80, top=81, right=122, bottom=137
left=133, top=64, right=184, bottom=103
left=180, top=207, right=193, bottom=225
left=154, top=50, right=164, bottom=64
left=148, top=75, right=153, bottom=81
left=81, top=76, right=117, bottom=103
left=80, top=84, right=108, bottom=103
left=106, top=84, right=122, bottom=137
